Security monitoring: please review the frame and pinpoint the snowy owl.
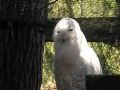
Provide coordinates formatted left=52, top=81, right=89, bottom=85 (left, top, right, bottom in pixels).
left=53, top=17, right=102, bottom=90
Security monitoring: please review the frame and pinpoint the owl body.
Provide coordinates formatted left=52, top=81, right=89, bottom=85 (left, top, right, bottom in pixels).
left=53, top=18, right=102, bottom=90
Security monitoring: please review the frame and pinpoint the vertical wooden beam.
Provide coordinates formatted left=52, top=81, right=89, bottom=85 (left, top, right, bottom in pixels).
left=0, top=0, right=48, bottom=90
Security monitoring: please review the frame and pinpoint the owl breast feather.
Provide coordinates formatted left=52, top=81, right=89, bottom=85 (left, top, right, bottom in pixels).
left=55, top=40, right=80, bottom=66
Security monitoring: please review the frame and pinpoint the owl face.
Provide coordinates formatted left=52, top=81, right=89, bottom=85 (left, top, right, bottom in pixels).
left=53, top=18, right=77, bottom=42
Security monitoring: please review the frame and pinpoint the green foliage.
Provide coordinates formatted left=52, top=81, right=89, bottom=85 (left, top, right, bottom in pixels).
left=48, top=0, right=118, bottom=18
left=89, top=42, right=120, bottom=74
left=42, top=42, right=54, bottom=84
left=41, top=42, right=56, bottom=90
left=41, top=0, right=120, bottom=89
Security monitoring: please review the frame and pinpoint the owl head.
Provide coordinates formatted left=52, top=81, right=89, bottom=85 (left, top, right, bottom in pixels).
left=53, top=17, right=82, bottom=43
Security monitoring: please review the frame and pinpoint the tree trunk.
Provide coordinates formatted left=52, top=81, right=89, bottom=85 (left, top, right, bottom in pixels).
left=0, top=0, right=48, bottom=90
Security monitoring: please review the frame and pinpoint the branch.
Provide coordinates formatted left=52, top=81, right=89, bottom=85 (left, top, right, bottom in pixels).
left=40, top=0, right=58, bottom=10
left=48, top=0, right=58, bottom=6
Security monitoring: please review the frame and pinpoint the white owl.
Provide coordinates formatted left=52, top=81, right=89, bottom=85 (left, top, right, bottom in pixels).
left=53, top=17, right=102, bottom=90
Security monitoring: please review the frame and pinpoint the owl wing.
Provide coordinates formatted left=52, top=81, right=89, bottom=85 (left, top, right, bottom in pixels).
left=80, top=45, right=102, bottom=74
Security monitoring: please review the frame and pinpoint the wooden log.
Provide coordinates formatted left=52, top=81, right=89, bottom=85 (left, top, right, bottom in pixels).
left=45, top=17, right=120, bottom=45
left=0, top=17, right=120, bottom=45
left=86, top=75, right=120, bottom=90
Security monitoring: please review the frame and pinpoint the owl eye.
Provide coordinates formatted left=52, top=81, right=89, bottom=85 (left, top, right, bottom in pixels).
left=68, top=29, right=73, bottom=31
left=57, top=30, right=60, bottom=33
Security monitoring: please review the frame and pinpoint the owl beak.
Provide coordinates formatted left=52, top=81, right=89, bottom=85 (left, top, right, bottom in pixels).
left=62, top=39, right=65, bottom=42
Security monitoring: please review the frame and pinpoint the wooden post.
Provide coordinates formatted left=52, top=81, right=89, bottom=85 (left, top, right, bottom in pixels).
left=86, top=75, right=120, bottom=90
left=0, top=0, right=48, bottom=90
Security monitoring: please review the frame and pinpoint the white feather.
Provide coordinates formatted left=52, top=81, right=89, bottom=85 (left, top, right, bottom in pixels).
left=53, top=17, right=102, bottom=90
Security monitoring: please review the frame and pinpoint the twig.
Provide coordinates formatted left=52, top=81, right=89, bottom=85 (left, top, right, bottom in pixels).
left=48, top=0, right=58, bottom=6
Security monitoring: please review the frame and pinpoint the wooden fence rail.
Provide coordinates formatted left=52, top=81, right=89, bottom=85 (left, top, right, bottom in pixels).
left=45, top=17, right=120, bottom=45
